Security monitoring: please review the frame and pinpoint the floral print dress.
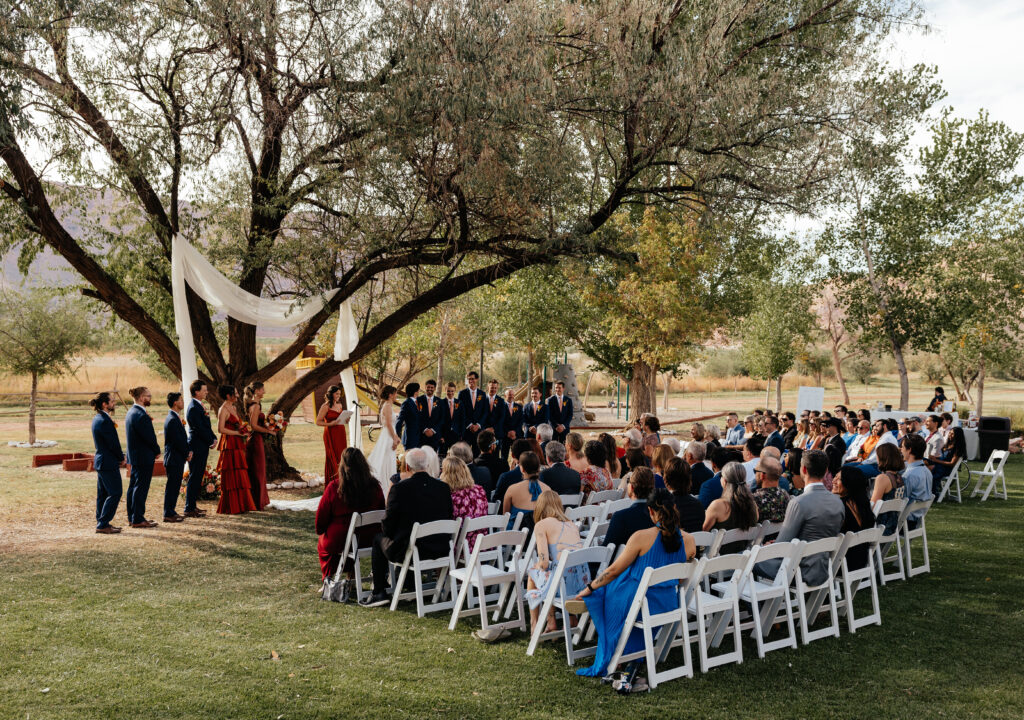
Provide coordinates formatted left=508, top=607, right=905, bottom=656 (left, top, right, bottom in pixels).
left=451, top=484, right=489, bottom=553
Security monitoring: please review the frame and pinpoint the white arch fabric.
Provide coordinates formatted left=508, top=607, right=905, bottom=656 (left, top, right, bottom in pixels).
left=171, top=235, right=361, bottom=445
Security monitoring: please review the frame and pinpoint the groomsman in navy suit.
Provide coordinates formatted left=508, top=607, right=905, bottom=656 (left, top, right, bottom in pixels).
left=417, top=379, right=444, bottom=451
left=90, top=391, right=125, bottom=533
left=546, top=380, right=573, bottom=443
left=480, top=378, right=507, bottom=446
left=162, top=392, right=191, bottom=523
left=439, top=381, right=462, bottom=458
left=457, top=371, right=487, bottom=456
left=185, top=380, right=216, bottom=517
left=501, top=387, right=525, bottom=461
left=523, top=386, right=548, bottom=439
left=125, top=386, right=161, bottom=528
left=396, top=382, right=422, bottom=450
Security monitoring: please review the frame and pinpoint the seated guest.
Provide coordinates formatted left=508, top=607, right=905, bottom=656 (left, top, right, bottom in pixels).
left=763, top=415, right=786, bottom=453
left=622, top=446, right=648, bottom=476
left=441, top=456, right=489, bottom=552
left=580, top=440, right=614, bottom=497
left=641, top=432, right=660, bottom=463
left=599, top=432, right=623, bottom=481
left=689, top=423, right=706, bottom=446
left=526, top=435, right=545, bottom=463
left=642, top=414, right=661, bottom=443
left=685, top=441, right=713, bottom=494
left=492, top=438, right=534, bottom=504
left=474, top=430, right=509, bottom=488
left=752, top=456, right=790, bottom=523
left=831, top=465, right=874, bottom=570
left=565, top=432, right=589, bottom=474
left=870, top=444, right=906, bottom=536
left=755, top=449, right=844, bottom=586
left=844, top=419, right=871, bottom=462
left=421, top=445, right=440, bottom=478
left=700, top=447, right=741, bottom=508
left=742, top=414, right=757, bottom=440
left=781, top=449, right=803, bottom=494
left=624, top=427, right=643, bottom=453
left=900, top=434, right=934, bottom=528
left=570, top=489, right=696, bottom=678
left=804, top=418, right=824, bottom=450
left=857, top=409, right=871, bottom=424
left=780, top=412, right=798, bottom=450
left=525, top=491, right=587, bottom=634
left=316, top=448, right=386, bottom=585
left=450, top=442, right=492, bottom=496
left=939, top=412, right=955, bottom=442
left=663, top=457, right=704, bottom=533
left=793, top=419, right=810, bottom=450
left=724, top=412, right=746, bottom=447
left=603, top=466, right=656, bottom=548
left=823, top=417, right=847, bottom=477
left=923, top=414, right=945, bottom=461
left=927, top=386, right=947, bottom=412
left=927, top=426, right=966, bottom=495
left=361, top=448, right=454, bottom=606
left=703, top=461, right=759, bottom=554
left=741, top=435, right=765, bottom=490
left=662, top=435, right=682, bottom=457
left=704, top=423, right=722, bottom=453
left=502, top=451, right=551, bottom=533
left=388, top=453, right=414, bottom=487
left=842, top=418, right=858, bottom=447
left=536, top=422, right=554, bottom=454
left=538, top=441, right=582, bottom=495
left=651, top=444, right=675, bottom=490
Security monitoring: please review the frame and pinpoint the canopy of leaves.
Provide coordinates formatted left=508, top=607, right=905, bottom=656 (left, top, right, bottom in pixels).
left=0, top=288, right=95, bottom=378
left=740, top=283, right=815, bottom=380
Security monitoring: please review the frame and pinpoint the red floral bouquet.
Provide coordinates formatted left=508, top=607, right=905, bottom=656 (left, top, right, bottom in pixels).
left=266, top=412, right=288, bottom=432
left=238, top=421, right=253, bottom=440
left=181, top=467, right=221, bottom=500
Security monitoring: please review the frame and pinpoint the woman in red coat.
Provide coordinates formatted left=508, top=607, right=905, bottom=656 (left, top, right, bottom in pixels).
left=316, top=447, right=386, bottom=586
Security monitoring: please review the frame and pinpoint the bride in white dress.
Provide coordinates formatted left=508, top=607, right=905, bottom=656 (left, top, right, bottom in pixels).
left=366, top=386, right=400, bottom=498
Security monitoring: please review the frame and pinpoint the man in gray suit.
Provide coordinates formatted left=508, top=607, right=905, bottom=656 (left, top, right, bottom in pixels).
left=756, top=449, right=843, bottom=586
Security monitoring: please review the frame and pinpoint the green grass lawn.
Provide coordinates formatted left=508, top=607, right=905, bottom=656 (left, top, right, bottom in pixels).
left=2, top=446, right=1023, bottom=720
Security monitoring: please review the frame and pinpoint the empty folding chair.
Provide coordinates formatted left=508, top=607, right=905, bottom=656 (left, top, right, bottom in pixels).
left=837, top=528, right=882, bottom=633
left=605, top=562, right=701, bottom=688
left=453, top=514, right=510, bottom=566
left=559, top=493, right=583, bottom=509
left=566, top=505, right=603, bottom=536
left=937, top=459, right=968, bottom=504
left=792, top=536, right=844, bottom=645
left=339, top=509, right=385, bottom=604
left=971, top=450, right=1009, bottom=501
left=585, top=489, right=624, bottom=505
left=487, top=501, right=500, bottom=515
left=690, top=530, right=719, bottom=560
left=688, top=552, right=752, bottom=672
left=448, top=529, right=528, bottom=633
left=902, top=499, right=933, bottom=578
left=872, top=497, right=909, bottom=585
left=600, top=497, right=636, bottom=522
left=582, top=520, right=610, bottom=549
left=389, top=519, right=461, bottom=617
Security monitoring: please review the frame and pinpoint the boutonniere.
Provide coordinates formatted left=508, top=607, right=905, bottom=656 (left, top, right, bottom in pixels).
left=453, top=401, right=460, bottom=409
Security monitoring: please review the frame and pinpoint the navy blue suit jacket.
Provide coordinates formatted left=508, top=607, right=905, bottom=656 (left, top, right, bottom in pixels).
left=440, top=396, right=463, bottom=446
left=186, top=398, right=216, bottom=450
left=522, top=400, right=548, bottom=435
left=690, top=462, right=714, bottom=494
left=125, top=404, right=160, bottom=465
left=491, top=466, right=522, bottom=504
left=480, top=395, right=506, bottom=438
left=396, top=397, right=421, bottom=449
left=764, top=431, right=786, bottom=454
left=503, top=401, right=525, bottom=440
left=457, top=388, right=487, bottom=432
left=603, top=501, right=654, bottom=548
left=163, top=411, right=190, bottom=468
left=538, top=463, right=582, bottom=496
left=546, top=395, right=573, bottom=432
left=417, top=394, right=444, bottom=444
left=91, top=412, right=124, bottom=471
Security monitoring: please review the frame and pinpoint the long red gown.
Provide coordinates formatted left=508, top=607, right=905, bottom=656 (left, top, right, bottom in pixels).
left=216, top=416, right=259, bottom=515
left=246, top=411, right=270, bottom=510
left=323, top=408, right=349, bottom=484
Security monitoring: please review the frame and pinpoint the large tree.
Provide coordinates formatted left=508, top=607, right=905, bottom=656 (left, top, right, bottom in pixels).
left=2, top=0, right=923, bottom=468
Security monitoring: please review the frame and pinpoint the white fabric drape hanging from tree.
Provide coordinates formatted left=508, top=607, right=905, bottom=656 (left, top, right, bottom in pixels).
left=171, top=235, right=361, bottom=446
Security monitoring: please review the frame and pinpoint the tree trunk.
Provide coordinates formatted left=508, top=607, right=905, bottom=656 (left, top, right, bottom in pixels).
left=28, top=371, right=37, bottom=444
left=264, top=427, right=302, bottom=482
left=775, top=375, right=783, bottom=413
left=628, top=360, right=656, bottom=422
left=764, top=378, right=771, bottom=409
left=582, top=372, right=594, bottom=411
left=830, top=344, right=851, bottom=406
left=662, top=372, right=671, bottom=411
left=976, top=356, right=985, bottom=417
left=437, top=338, right=445, bottom=385
left=939, top=354, right=967, bottom=402
left=527, top=344, right=534, bottom=388
left=891, top=340, right=910, bottom=411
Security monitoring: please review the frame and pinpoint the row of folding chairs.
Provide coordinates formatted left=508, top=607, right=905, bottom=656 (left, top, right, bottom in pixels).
left=936, top=449, right=1011, bottom=503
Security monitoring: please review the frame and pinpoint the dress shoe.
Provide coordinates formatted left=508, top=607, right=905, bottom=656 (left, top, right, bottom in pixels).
left=96, top=526, right=122, bottom=534
left=163, top=515, right=184, bottom=523
left=358, top=592, right=391, bottom=608
left=130, top=521, right=159, bottom=528
left=183, top=510, right=207, bottom=518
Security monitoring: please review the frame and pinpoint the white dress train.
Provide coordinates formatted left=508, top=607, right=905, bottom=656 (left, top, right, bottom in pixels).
left=367, top=412, right=398, bottom=499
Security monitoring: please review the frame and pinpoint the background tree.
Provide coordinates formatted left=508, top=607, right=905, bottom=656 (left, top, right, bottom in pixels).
left=0, top=289, right=94, bottom=444
left=814, top=285, right=855, bottom=404
left=740, top=284, right=815, bottom=412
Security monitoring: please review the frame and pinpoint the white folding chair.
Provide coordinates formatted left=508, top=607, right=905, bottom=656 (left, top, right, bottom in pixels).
left=453, top=513, right=511, bottom=566
left=338, top=509, right=385, bottom=604
left=559, top=493, right=583, bottom=509
left=792, top=536, right=843, bottom=645
left=759, top=521, right=784, bottom=543
left=902, top=499, right=933, bottom=577
left=448, top=530, right=528, bottom=633
left=389, top=519, right=461, bottom=617
left=971, top=450, right=1009, bottom=501
left=582, top=520, right=609, bottom=549
left=872, top=498, right=909, bottom=585
left=690, top=530, right=719, bottom=559
left=566, top=505, right=603, bottom=535
left=526, top=545, right=615, bottom=665
left=716, top=527, right=762, bottom=555
left=585, top=489, right=624, bottom=505
left=936, top=459, right=968, bottom=504
left=688, top=552, right=751, bottom=672
left=487, top=501, right=500, bottom=514
left=600, top=497, right=636, bottom=522
left=721, top=540, right=801, bottom=659
left=606, top=562, right=700, bottom=688
left=837, top=528, right=882, bottom=632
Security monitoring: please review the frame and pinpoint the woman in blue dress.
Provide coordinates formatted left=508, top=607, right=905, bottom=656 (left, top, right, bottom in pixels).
left=568, top=488, right=696, bottom=678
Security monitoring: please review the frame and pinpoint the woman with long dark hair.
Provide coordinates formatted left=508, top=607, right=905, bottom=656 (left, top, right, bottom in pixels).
left=927, top=426, right=967, bottom=495
left=315, top=448, right=386, bottom=589
left=832, top=466, right=874, bottom=570
left=702, top=461, right=759, bottom=554
left=316, top=384, right=349, bottom=485
left=216, top=385, right=258, bottom=515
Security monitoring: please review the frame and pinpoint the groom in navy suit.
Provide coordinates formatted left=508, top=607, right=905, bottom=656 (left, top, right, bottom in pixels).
left=162, top=392, right=191, bottom=523
left=500, top=387, right=524, bottom=461
left=125, top=386, right=161, bottom=528
left=417, top=379, right=444, bottom=451
left=90, top=391, right=125, bottom=533
left=396, top=382, right=422, bottom=450
left=522, top=386, right=547, bottom=438
left=439, top=382, right=463, bottom=458
left=546, top=380, right=573, bottom=443
left=185, top=380, right=216, bottom=517
left=457, top=372, right=487, bottom=456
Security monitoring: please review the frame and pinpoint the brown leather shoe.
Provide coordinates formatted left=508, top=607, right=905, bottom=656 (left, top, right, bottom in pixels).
left=163, top=515, right=184, bottom=523
left=183, top=510, right=205, bottom=518
left=96, top=526, right=122, bottom=534
left=130, top=521, right=159, bottom=528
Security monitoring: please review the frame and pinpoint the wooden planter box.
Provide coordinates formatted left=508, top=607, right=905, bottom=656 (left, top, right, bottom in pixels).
left=33, top=453, right=76, bottom=468
left=62, top=457, right=94, bottom=472
left=124, top=459, right=167, bottom=478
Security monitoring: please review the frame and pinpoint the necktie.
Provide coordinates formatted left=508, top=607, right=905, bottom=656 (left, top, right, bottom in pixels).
left=449, top=399, right=454, bottom=416
left=471, top=391, right=476, bottom=409
left=427, top=397, right=432, bottom=414
left=558, top=396, right=563, bottom=412
left=489, top=396, right=494, bottom=411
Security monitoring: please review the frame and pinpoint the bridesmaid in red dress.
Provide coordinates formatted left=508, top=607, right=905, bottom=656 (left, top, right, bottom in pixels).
left=316, top=385, right=349, bottom=484
left=244, top=381, right=276, bottom=510
left=215, top=385, right=258, bottom=515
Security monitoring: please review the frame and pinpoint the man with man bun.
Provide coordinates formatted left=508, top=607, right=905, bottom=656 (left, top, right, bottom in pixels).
left=90, top=391, right=125, bottom=534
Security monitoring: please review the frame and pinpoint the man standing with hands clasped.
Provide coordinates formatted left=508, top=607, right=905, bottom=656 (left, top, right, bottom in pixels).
left=458, top=371, right=487, bottom=456
left=162, top=392, right=191, bottom=523
left=546, top=381, right=573, bottom=443
left=125, top=386, right=161, bottom=528
left=185, top=380, right=216, bottom=518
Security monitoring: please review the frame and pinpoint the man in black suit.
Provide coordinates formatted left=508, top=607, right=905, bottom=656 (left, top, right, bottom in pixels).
left=538, top=441, right=582, bottom=495
left=685, top=441, right=714, bottom=494
left=457, top=372, right=487, bottom=455
left=545, top=380, right=573, bottom=443
left=522, top=386, right=547, bottom=439
left=439, top=382, right=462, bottom=458
left=492, top=439, right=533, bottom=504
left=395, top=382, right=421, bottom=450
left=822, top=417, right=847, bottom=477
left=162, top=392, right=191, bottom=523
left=500, top=388, right=524, bottom=462
left=763, top=415, right=786, bottom=454
left=361, top=448, right=455, bottom=607
left=473, top=430, right=508, bottom=494
left=480, top=378, right=506, bottom=443
left=185, top=380, right=216, bottom=517
left=417, top=379, right=444, bottom=451
left=604, top=466, right=656, bottom=548
left=780, top=412, right=798, bottom=450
